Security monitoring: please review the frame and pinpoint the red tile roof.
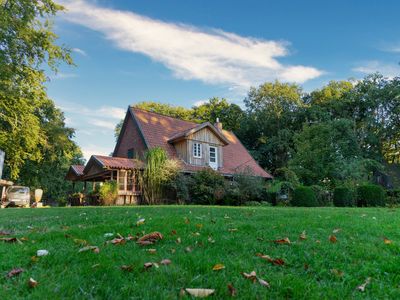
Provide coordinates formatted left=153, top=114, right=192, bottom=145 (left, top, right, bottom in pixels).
left=91, top=155, right=144, bottom=170
left=71, top=165, right=85, bottom=176
left=131, top=107, right=272, bottom=178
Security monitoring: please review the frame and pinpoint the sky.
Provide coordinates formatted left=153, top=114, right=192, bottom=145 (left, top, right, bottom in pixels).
left=48, top=0, right=400, bottom=160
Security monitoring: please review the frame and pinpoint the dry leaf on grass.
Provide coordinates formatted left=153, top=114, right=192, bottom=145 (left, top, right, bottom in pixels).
left=357, top=277, right=371, bottom=292
left=383, top=237, right=392, bottom=244
left=6, top=268, right=24, bottom=278
left=185, top=288, right=215, bottom=298
left=78, top=246, right=100, bottom=253
left=299, top=231, right=307, bottom=240
left=332, top=228, right=341, bottom=233
left=28, top=278, right=38, bottom=288
left=256, top=253, right=285, bottom=266
left=330, top=269, right=344, bottom=277
left=171, top=230, right=177, bottom=235
left=227, top=283, right=237, bottom=297
left=0, top=237, right=22, bottom=244
left=160, top=259, right=171, bottom=265
left=176, top=237, right=182, bottom=244
left=196, top=224, right=203, bottom=229
left=137, top=232, right=163, bottom=245
left=136, top=218, right=145, bottom=226
left=146, top=249, right=157, bottom=254
left=258, top=278, right=270, bottom=288
left=212, top=264, right=225, bottom=271
left=242, top=271, right=257, bottom=283
left=228, top=228, right=238, bottom=232
left=121, top=265, right=134, bottom=272
left=185, top=246, right=193, bottom=253
left=273, top=237, right=291, bottom=245
left=0, top=230, right=11, bottom=236
left=144, top=262, right=159, bottom=269
left=74, top=238, right=88, bottom=246
left=208, top=236, right=215, bottom=243
left=329, top=235, right=337, bottom=243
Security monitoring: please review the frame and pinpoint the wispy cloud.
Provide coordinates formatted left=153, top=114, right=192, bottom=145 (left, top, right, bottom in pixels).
left=60, top=0, right=322, bottom=92
left=72, top=47, right=87, bottom=56
left=59, top=102, right=125, bottom=121
left=51, top=72, right=78, bottom=80
left=352, top=60, right=400, bottom=78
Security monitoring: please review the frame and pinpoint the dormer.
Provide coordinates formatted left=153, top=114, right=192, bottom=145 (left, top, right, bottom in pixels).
left=168, top=122, right=229, bottom=170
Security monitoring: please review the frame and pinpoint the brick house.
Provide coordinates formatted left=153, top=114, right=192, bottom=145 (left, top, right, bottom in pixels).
left=66, top=106, right=272, bottom=204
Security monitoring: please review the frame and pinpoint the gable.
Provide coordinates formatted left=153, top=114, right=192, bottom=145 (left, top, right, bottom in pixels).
left=187, top=127, right=225, bottom=146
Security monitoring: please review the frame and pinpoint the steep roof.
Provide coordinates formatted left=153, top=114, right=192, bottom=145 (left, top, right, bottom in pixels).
left=65, top=165, right=85, bottom=181
left=84, top=155, right=144, bottom=173
left=131, top=107, right=272, bottom=178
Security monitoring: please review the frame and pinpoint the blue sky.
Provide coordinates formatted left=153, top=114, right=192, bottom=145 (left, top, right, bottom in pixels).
left=48, top=0, right=400, bottom=159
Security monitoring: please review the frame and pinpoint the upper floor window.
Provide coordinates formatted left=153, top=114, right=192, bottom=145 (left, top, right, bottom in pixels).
left=193, top=143, right=202, bottom=158
left=127, top=148, right=135, bottom=159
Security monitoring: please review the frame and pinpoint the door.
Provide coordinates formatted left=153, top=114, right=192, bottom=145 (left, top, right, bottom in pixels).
left=209, top=146, right=218, bottom=170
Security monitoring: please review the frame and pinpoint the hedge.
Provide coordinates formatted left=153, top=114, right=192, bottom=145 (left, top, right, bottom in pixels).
left=291, top=186, right=318, bottom=207
left=333, top=186, right=355, bottom=207
left=357, top=184, right=386, bottom=207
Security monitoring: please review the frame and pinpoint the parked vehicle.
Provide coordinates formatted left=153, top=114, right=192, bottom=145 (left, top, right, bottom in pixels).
left=5, top=186, right=30, bottom=207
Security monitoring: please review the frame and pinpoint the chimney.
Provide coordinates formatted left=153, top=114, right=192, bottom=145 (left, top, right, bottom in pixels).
left=215, top=117, right=223, bottom=132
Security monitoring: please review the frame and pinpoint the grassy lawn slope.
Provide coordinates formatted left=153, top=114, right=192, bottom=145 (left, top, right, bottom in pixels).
left=0, top=206, right=399, bottom=299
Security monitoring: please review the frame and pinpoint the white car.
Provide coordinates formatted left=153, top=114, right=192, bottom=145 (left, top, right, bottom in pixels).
left=5, top=186, right=30, bottom=207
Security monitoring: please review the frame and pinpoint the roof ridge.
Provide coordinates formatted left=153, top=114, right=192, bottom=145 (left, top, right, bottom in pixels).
left=130, top=106, right=198, bottom=125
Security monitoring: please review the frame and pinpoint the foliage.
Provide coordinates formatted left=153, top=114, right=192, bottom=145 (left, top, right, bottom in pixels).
left=98, top=181, right=118, bottom=206
left=386, top=189, right=400, bottom=206
left=357, top=184, right=386, bottom=207
left=230, top=169, right=266, bottom=205
left=291, top=186, right=318, bottom=207
left=311, top=185, right=331, bottom=206
left=189, top=169, right=226, bottom=205
left=333, top=186, right=355, bottom=207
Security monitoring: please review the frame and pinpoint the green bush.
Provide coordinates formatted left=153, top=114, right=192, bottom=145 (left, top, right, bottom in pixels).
left=189, top=169, right=226, bottom=205
left=311, top=185, right=331, bottom=206
left=357, top=184, right=386, bottom=207
left=386, top=189, right=400, bottom=206
left=333, top=186, right=355, bottom=207
left=99, top=181, right=118, bottom=206
left=291, top=186, right=318, bottom=207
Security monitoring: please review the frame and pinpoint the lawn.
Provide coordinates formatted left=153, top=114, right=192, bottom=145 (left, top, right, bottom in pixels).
left=0, top=206, right=399, bottom=299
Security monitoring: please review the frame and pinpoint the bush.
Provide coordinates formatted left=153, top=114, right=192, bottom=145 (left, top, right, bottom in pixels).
left=99, top=181, right=118, bottom=206
left=311, top=185, right=331, bottom=206
left=386, top=189, right=400, bottom=206
left=357, top=184, right=386, bottom=207
left=333, top=186, right=355, bottom=207
left=189, top=169, right=226, bottom=205
left=167, top=173, right=190, bottom=204
left=232, top=171, right=265, bottom=204
left=291, top=186, right=318, bottom=207
left=265, top=191, right=277, bottom=205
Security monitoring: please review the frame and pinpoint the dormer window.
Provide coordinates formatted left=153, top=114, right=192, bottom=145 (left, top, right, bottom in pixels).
left=193, top=143, right=202, bottom=158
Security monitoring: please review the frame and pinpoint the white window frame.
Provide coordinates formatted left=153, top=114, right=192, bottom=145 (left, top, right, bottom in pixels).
left=193, top=143, right=202, bottom=158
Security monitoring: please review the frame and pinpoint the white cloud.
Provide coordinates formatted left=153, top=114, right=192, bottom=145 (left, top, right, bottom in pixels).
left=193, top=100, right=207, bottom=107
left=87, top=118, right=118, bottom=130
left=60, top=0, right=322, bottom=91
left=352, top=61, right=400, bottom=78
left=72, top=47, right=87, bottom=56
left=58, top=102, right=125, bottom=121
left=51, top=72, right=78, bottom=80
left=81, top=144, right=112, bottom=161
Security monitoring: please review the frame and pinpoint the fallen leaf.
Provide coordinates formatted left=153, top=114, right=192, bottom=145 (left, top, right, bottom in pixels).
left=384, top=237, right=392, bottom=244
left=0, top=237, right=21, bottom=244
left=242, top=271, right=257, bottom=283
left=137, top=232, right=163, bottom=245
left=196, top=224, right=203, bottom=229
left=299, top=231, right=307, bottom=240
left=208, top=236, right=215, bottom=243
left=74, top=238, right=88, bottom=246
left=147, top=249, right=157, bottom=254
left=184, top=217, right=190, bottom=224
left=171, top=230, right=177, bottom=235
left=160, top=259, right=171, bottom=265
left=273, top=237, right=291, bottom=245
left=78, top=246, right=100, bottom=253
left=357, top=277, right=371, bottom=292
left=6, top=268, right=24, bottom=278
left=228, top=228, right=238, bottom=232
left=227, top=283, right=237, bottom=297
left=258, top=278, right=270, bottom=288
left=176, top=237, right=182, bottom=244
left=0, top=230, right=11, bottom=236
left=170, top=248, right=176, bottom=254
left=332, top=228, right=341, bottom=233
left=185, top=288, right=215, bottom=298
left=121, top=265, right=134, bottom=272
left=212, top=264, right=225, bottom=271
left=257, top=254, right=285, bottom=266
left=329, top=235, right=337, bottom=243
left=136, top=218, right=146, bottom=226
left=28, top=278, right=38, bottom=288
left=144, top=262, right=159, bottom=269
left=31, top=256, right=39, bottom=263
left=185, top=246, right=193, bottom=252
left=137, top=240, right=153, bottom=246
left=104, top=233, right=113, bottom=237
left=331, top=269, right=344, bottom=277
left=37, top=249, right=49, bottom=256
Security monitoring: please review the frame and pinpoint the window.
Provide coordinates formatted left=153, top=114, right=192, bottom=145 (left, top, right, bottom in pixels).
left=209, top=147, right=216, bottom=163
left=127, top=148, right=135, bottom=159
left=193, top=143, right=202, bottom=158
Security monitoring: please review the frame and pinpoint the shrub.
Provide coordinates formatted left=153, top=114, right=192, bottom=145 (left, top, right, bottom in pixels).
left=291, top=186, right=318, bottom=207
left=386, top=189, right=400, bottom=206
left=166, top=173, right=190, bottom=204
left=189, top=169, right=226, bottom=205
left=311, top=185, right=331, bottom=206
left=333, top=186, right=355, bottom=207
left=357, top=184, right=386, bottom=207
left=99, top=181, right=118, bottom=206
left=232, top=170, right=265, bottom=204
left=245, top=201, right=261, bottom=206
left=265, top=191, right=277, bottom=205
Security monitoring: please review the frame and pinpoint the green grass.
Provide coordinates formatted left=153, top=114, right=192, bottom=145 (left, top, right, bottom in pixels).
left=0, top=206, right=399, bottom=299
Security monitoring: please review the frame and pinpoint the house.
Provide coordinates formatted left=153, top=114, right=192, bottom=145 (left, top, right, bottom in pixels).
left=66, top=106, right=272, bottom=204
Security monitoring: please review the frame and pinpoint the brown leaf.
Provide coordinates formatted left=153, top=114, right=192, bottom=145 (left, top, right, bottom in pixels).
left=0, top=230, right=11, bottom=236
left=330, top=269, right=344, bottom=277
left=273, top=237, right=291, bottom=244
left=137, top=232, right=163, bottom=245
left=299, top=231, right=307, bottom=240
left=185, top=288, right=215, bottom=298
left=242, top=271, right=257, bottom=283
left=160, top=259, right=171, bottom=265
left=137, top=240, right=154, bottom=246
left=257, top=253, right=285, bottom=266
left=329, top=235, right=337, bottom=243
left=0, top=237, right=21, bottom=244
left=332, top=228, right=341, bottom=233
left=78, top=246, right=100, bottom=253
left=109, top=238, right=126, bottom=245
left=74, top=238, right=88, bottom=246
left=28, top=278, right=38, bottom=288
left=171, top=230, right=177, bottom=235
left=258, top=278, right=270, bottom=288
left=196, top=224, right=203, bottom=229
left=31, top=256, right=39, bottom=263
left=227, top=283, right=237, bottom=297
left=144, top=262, right=159, bottom=269
left=212, top=264, right=225, bottom=271
left=6, top=268, right=24, bottom=278
left=357, top=277, right=371, bottom=292
left=383, top=237, right=392, bottom=244
left=121, top=265, right=134, bottom=272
